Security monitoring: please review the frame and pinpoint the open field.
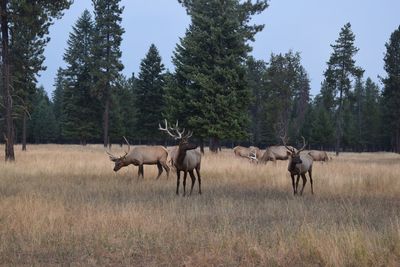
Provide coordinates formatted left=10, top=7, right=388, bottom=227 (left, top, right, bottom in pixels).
left=0, top=145, right=399, bottom=266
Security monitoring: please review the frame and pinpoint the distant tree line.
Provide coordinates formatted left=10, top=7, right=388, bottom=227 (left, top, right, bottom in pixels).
left=1, top=0, right=400, bottom=161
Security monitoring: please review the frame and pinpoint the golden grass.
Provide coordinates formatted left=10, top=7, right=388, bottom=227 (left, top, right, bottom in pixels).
left=0, top=145, right=399, bottom=266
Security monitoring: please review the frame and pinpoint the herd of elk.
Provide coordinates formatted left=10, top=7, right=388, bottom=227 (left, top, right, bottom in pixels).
left=107, top=137, right=170, bottom=179
left=106, top=123, right=330, bottom=196
left=159, top=120, right=202, bottom=196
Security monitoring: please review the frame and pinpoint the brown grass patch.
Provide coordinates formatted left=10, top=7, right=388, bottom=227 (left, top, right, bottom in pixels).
left=0, top=145, right=399, bottom=266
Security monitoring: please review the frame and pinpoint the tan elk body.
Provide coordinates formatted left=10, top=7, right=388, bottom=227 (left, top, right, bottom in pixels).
left=260, top=145, right=297, bottom=164
left=308, top=150, right=329, bottom=162
left=107, top=137, right=170, bottom=179
left=159, top=120, right=202, bottom=195
left=282, top=136, right=314, bottom=195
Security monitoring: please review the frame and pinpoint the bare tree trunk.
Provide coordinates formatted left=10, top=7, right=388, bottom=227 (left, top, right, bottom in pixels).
left=199, top=139, right=204, bottom=155
left=103, top=96, right=109, bottom=147
left=335, top=88, right=343, bottom=156
left=1, top=0, right=15, bottom=161
left=22, top=112, right=27, bottom=151
left=209, top=137, right=219, bottom=153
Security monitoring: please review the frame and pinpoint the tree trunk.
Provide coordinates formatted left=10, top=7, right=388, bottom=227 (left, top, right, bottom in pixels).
left=22, top=112, right=27, bottom=151
left=200, top=138, right=204, bottom=154
left=335, top=88, right=343, bottom=156
left=209, top=137, right=220, bottom=153
left=1, top=0, right=15, bottom=161
left=103, top=96, right=110, bottom=147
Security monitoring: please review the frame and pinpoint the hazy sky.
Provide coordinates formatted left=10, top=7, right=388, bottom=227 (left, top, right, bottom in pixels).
left=37, top=0, right=400, bottom=97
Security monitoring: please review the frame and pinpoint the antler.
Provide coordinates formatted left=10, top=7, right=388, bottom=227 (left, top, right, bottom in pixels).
left=247, top=151, right=258, bottom=163
left=123, top=136, right=130, bottom=154
left=159, top=119, right=180, bottom=139
left=280, top=134, right=295, bottom=154
left=159, top=119, right=193, bottom=140
left=106, top=136, right=130, bottom=161
left=298, top=136, right=307, bottom=152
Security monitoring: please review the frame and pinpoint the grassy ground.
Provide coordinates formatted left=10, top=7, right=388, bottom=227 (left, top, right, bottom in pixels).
left=0, top=144, right=399, bottom=266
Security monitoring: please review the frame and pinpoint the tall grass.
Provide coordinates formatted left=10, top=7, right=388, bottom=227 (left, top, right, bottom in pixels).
left=0, top=145, right=399, bottom=266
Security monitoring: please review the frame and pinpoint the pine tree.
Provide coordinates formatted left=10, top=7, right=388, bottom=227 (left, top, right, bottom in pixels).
left=91, top=0, right=124, bottom=147
left=52, top=68, right=65, bottom=142
left=363, top=78, right=381, bottom=151
left=1, top=0, right=71, bottom=160
left=134, top=44, right=166, bottom=142
left=169, top=0, right=268, bottom=152
left=246, top=56, right=267, bottom=146
left=381, top=25, right=400, bottom=153
left=61, top=9, right=102, bottom=144
left=324, top=23, right=364, bottom=155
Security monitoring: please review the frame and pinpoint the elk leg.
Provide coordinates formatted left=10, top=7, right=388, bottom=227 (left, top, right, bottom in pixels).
left=139, top=165, right=144, bottom=179
left=161, top=161, right=170, bottom=179
left=156, top=162, right=163, bottom=179
left=182, top=171, right=188, bottom=196
left=176, top=170, right=180, bottom=195
left=195, top=167, right=201, bottom=194
left=295, top=174, right=301, bottom=193
left=188, top=170, right=196, bottom=195
left=309, top=169, right=314, bottom=194
left=300, top=173, right=307, bottom=195
left=290, top=174, right=296, bottom=195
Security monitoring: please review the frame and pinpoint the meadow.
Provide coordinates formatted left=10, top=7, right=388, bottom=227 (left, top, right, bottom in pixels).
left=0, top=144, right=399, bottom=266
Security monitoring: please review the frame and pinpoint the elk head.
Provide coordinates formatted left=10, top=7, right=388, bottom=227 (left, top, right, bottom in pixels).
left=106, top=136, right=131, bottom=172
left=158, top=119, right=197, bottom=151
left=281, top=135, right=307, bottom=170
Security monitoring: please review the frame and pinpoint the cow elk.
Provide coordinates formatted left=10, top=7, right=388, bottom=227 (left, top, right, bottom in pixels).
left=159, top=120, right=202, bottom=196
left=281, top=136, right=314, bottom=195
left=308, top=150, right=330, bottom=162
left=107, top=137, right=170, bottom=179
left=259, top=145, right=297, bottom=164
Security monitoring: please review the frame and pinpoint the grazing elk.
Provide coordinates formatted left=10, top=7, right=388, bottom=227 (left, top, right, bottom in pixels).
left=308, top=150, right=330, bottom=162
left=281, top=136, right=314, bottom=195
left=234, top=146, right=262, bottom=162
left=259, top=145, right=297, bottom=164
left=159, top=120, right=202, bottom=196
left=107, top=137, right=170, bottom=179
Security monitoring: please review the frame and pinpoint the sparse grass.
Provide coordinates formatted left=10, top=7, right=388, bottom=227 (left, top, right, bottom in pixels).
left=0, top=145, right=399, bottom=266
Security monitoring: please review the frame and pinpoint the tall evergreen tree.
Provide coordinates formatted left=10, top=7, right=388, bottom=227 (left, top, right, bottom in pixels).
left=1, top=0, right=71, bottom=160
left=134, top=44, right=166, bottom=142
left=169, top=0, right=268, bottom=152
left=52, top=68, right=65, bottom=142
left=91, top=0, right=124, bottom=147
left=324, top=23, right=364, bottom=155
left=62, top=10, right=101, bottom=144
left=246, top=56, right=267, bottom=145
left=381, top=25, right=400, bottom=153
left=363, top=78, right=381, bottom=151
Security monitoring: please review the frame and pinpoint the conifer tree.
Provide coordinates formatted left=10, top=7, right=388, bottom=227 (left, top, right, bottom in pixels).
left=61, top=10, right=101, bottom=144
left=134, top=44, right=166, bottom=142
left=324, top=23, right=363, bottom=155
left=381, top=25, right=400, bottom=153
left=91, top=0, right=124, bottom=147
left=169, top=0, right=268, bottom=152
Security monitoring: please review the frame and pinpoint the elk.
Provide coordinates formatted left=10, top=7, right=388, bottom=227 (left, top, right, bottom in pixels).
left=308, top=150, right=330, bottom=162
left=259, top=145, right=297, bottom=164
left=281, top=136, right=314, bottom=195
left=159, top=120, right=202, bottom=196
left=107, top=137, right=170, bottom=179
left=234, top=146, right=262, bottom=161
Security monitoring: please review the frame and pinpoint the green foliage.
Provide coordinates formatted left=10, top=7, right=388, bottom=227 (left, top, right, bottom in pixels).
left=61, top=10, right=102, bottom=143
left=168, top=0, right=268, bottom=148
left=134, top=44, right=166, bottom=141
left=323, top=23, right=364, bottom=154
left=27, top=87, right=57, bottom=143
left=381, top=25, right=400, bottom=153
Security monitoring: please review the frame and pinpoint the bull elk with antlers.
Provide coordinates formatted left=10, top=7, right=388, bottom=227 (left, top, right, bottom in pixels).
left=159, top=120, right=202, bottom=196
left=107, top=137, right=170, bottom=179
left=281, top=136, right=314, bottom=195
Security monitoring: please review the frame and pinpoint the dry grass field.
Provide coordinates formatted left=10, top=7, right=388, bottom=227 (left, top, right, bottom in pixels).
left=0, top=144, right=399, bottom=266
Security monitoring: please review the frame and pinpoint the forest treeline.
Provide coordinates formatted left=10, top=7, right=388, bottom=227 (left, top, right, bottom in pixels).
left=1, top=0, right=400, bottom=161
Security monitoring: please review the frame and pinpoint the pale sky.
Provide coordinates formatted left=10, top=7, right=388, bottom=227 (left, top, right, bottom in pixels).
left=37, top=0, right=400, bottom=98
